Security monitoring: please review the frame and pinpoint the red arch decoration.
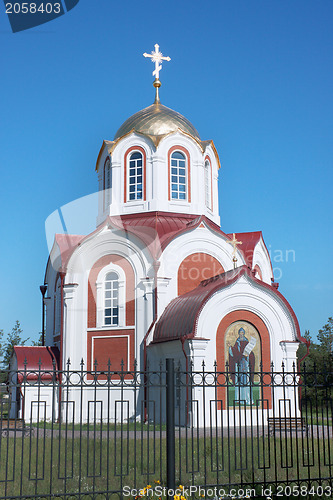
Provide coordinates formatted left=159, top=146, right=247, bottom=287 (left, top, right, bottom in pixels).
left=87, top=254, right=135, bottom=328
left=177, top=252, right=224, bottom=296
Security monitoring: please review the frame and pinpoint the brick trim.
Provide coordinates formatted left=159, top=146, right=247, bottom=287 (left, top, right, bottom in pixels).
left=87, top=328, right=135, bottom=375
left=177, top=252, right=224, bottom=295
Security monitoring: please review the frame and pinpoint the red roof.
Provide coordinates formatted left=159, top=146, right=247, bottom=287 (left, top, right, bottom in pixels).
left=55, top=234, right=85, bottom=271
left=51, top=213, right=271, bottom=274
left=115, top=212, right=224, bottom=258
left=226, top=231, right=263, bottom=268
left=152, top=265, right=304, bottom=344
left=52, top=212, right=226, bottom=270
left=108, top=212, right=197, bottom=258
left=13, top=346, right=60, bottom=381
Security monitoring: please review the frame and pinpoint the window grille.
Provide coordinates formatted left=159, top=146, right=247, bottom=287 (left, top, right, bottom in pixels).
left=128, top=151, right=143, bottom=201
left=104, top=271, right=119, bottom=326
left=171, top=151, right=187, bottom=200
left=204, top=159, right=211, bottom=209
left=104, top=159, right=112, bottom=209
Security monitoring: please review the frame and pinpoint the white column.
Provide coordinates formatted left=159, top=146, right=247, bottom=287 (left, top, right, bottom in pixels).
left=141, top=278, right=155, bottom=345
left=280, top=341, right=300, bottom=416
left=188, top=339, right=210, bottom=427
left=156, top=277, right=171, bottom=316
left=44, top=297, right=52, bottom=345
left=63, top=283, right=79, bottom=366
left=109, top=161, right=122, bottom=216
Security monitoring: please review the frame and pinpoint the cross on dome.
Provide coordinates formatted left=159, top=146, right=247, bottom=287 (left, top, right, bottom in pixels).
left=143, top=44, right=171, bottom=80
left=227, top=233, right=243, bottom=268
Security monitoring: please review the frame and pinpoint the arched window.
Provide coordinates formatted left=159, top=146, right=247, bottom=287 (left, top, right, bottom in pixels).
left=128, top=151, right=143, bottom=201
left=104, top=158, right=112, bottom=210
left=204, top=159, right=212, bottom=209
left=170, top=151, right=187, bottom=200
left=104, top=271, right=119, bottom=326
left=95, top=262, right=127, bottom=328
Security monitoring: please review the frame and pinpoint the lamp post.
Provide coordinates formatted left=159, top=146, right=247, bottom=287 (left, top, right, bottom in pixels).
left=40, top=285, right=47, bottom=346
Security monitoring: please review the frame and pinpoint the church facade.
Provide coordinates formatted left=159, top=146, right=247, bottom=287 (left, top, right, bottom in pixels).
left=12, top=47, right=306, bottom=423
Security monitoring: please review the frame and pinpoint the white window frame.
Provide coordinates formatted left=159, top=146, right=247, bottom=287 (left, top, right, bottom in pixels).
left=127, top=151, right=143, bottom=201
left=104, top=158, right=112, bottom=210
left=104, top=271, right=120, bottom=326
left=204, top=159, right=212, bottom=210
left=96, top=263, right=126, bottom=328
left=170, top=151, right=187, bottom=201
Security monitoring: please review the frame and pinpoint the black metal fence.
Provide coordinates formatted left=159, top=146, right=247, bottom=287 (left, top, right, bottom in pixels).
left=0, top=359, right=332, bottom=499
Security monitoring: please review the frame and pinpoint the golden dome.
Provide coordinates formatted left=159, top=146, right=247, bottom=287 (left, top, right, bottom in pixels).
left=114, top=102, right=201, bottom=144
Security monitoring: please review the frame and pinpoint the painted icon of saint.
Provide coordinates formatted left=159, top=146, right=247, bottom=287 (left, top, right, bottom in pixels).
left=228, top=327, right=256, bottom=404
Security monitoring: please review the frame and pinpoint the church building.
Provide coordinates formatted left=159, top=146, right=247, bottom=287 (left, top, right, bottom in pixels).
left=12, top=46, right=306, bottom=423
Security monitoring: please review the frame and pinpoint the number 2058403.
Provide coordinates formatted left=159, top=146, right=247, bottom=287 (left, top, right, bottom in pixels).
left=276, top=485, right=332, bottom=496
left=5, top=3, right=61, bottom=14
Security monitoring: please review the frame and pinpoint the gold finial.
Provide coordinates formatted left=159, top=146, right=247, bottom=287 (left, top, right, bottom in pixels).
left=227, top=233, right=243, bottom=269
left=153, top=78, right=161, bottom=104
left=143, top=43, right=171, bottom=103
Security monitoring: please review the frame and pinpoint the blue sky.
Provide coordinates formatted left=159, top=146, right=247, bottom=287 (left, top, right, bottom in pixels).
left=0, top=0, right=332, bottom=343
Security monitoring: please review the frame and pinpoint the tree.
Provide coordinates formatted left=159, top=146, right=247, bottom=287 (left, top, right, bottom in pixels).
left=0, top=328, right=4, bottom=360
left=298, top=318, right=333, bottom=407
left=317, top=317, right=333, bottom=367
left=297, top=329, right=312, bottom=367
left=298, top=319, right=333, bottom=370
left=31, top=332, right=43, bottom=346
left=0, top=328, right=5, bottom=382
left=0, top=321, right=29, bottom=370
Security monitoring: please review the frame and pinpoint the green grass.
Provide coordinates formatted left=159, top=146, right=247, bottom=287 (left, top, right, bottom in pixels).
left=0, top=432, right=332, bottom=499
